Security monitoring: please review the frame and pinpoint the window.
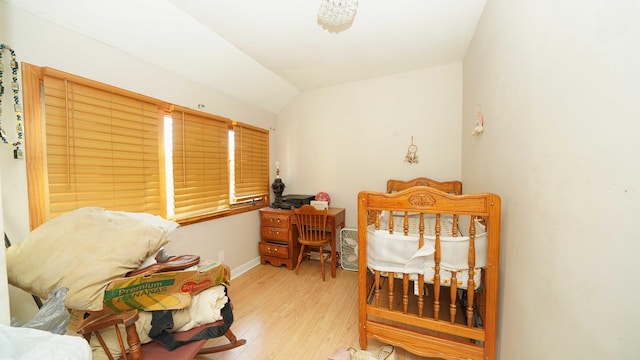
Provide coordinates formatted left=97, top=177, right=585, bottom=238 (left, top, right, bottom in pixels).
left=38, top=73, right=163, bottom=219
left=169, top=108, right=230, bottom=220
left=22, top=63, right=269, bottom=229
left=232, top=122, right=269, bottom=203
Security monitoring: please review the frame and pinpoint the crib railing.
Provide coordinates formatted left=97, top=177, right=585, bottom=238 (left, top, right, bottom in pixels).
left=357, top=187, right=501, bottom=360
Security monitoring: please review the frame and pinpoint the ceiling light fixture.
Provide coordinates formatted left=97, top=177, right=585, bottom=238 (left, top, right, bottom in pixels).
left=318, top=0, right=358, bottom=27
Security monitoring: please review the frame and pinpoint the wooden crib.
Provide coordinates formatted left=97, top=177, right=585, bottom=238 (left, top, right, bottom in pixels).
left=357, top=181, right=501, bottom=360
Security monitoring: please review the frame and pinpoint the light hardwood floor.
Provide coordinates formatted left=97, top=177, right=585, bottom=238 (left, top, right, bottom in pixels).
left=195, top=262, right=433, bottom=360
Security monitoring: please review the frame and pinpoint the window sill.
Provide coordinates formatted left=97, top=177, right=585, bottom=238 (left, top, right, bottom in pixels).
left=174, top=200, right=268, bottom=226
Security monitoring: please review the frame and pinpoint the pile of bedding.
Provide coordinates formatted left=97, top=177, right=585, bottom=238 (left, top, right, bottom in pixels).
left=90, top=285, right=229, bottom=360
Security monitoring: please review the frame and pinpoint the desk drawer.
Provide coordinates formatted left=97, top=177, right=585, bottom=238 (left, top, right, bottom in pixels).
left=259, top=242, right=289, bottom=259
left=261, top=213, right=290, bottom=228
left=261, top=226, right=289, bottom=242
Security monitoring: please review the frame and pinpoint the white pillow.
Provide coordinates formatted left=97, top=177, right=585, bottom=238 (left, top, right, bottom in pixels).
left=6, top=207, right=178, bottom=311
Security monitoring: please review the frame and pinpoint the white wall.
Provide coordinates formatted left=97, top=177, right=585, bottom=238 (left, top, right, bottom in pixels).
left=0, top=2, right=275, bottom=323
left=463, top=0, right=640, bottom=358
left=0, top=174, right=8, bottom=325
left=277, top=63, right=463, bottom=228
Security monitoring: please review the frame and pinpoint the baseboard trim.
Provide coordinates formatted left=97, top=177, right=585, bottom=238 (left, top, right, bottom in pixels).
left=230, top=256, right=261, bottom=280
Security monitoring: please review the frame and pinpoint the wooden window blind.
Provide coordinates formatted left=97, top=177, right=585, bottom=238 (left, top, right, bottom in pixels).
left=233, top=123, right=269, bottom=202
left=41, top=73, right=163, bottom=220
left=171, top=109, right=231, bottom=220
left=23, top=63, right=270, bottom=228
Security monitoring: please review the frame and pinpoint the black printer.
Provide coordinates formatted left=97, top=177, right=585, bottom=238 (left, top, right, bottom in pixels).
left=275, top=194, right=316, bottom=209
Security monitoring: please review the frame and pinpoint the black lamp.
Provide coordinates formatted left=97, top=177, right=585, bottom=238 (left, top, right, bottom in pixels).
left=271, top=161, right=285, bottom=208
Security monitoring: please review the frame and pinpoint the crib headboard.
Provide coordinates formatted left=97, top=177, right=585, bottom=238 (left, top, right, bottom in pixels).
left=357, top=186, right=501, bottom=360
left=386, top=177, right=462, bottom=195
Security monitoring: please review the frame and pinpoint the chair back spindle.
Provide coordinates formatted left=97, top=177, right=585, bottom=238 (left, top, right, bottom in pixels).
left=292, top=205, right=330, bottom=280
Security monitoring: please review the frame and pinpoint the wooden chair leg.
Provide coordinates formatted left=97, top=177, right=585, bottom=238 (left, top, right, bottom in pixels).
left=319, top=247, right=326, bottom=281
left=295, top=244, right=306, bottom=274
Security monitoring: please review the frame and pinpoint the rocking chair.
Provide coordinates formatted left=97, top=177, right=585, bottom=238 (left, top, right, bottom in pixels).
left=5, top=236, right=246, bottom=360
left=74, top=256, right=247, bottom=360
left=4, top=208, right=246, bottom=359
left=76, top=300, right=246, bottom=360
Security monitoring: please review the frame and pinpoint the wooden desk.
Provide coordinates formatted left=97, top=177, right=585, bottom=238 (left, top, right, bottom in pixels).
left=259, top=207, right=345, bottom=278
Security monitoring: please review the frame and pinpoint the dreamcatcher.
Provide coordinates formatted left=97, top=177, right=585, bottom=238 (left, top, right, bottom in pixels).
left=404, top=136, right=418, bottom=164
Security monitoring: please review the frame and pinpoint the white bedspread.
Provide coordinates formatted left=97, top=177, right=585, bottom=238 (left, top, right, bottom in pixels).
left=0, top=324, right=91, bottom=360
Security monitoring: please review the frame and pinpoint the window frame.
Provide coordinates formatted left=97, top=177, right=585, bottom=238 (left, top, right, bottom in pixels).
left=22, top=63, right=269, bottom=230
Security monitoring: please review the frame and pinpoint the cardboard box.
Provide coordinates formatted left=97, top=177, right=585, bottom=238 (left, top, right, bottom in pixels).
left=68, top=260, right=230, bottom=332
left=102, top=260, right=230, bottom=313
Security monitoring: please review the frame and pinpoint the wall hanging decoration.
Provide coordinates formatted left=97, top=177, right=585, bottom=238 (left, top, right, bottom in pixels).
left=0, top=44, right=24, bottom=159
left=404, top=136, right=419, bottom=164
left=471, top=107, right=484, bottom=136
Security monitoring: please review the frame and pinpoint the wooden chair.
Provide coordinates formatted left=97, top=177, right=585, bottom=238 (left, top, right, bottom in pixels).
left=292, top=205, right=331, bottom=281
left=73, top=256, right=246, bottom=360
left=4, top=228, right=246, bottom=360
left=76, top=305, right=246, bottom=360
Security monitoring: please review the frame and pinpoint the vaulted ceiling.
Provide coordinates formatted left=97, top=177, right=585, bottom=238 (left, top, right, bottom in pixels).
left=5, top=0, right=486, bottom=114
